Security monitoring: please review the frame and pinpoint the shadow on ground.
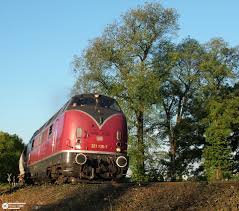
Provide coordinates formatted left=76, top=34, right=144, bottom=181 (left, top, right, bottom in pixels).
left=34, top=182, right=134, bottom=211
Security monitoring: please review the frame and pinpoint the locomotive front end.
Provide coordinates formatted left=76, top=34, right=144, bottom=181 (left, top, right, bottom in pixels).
left=62, top=94, right=128, bottom=180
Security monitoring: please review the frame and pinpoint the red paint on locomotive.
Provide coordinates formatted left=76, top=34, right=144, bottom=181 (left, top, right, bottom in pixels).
left=20, top=94, right=128, bottom=182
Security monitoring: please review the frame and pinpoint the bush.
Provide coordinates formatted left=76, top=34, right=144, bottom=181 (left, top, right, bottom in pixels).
left=0, top=131, right=25, bottom=183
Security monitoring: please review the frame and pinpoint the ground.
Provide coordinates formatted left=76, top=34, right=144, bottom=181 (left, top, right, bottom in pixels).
left=1, top=181, right=239, bottom=210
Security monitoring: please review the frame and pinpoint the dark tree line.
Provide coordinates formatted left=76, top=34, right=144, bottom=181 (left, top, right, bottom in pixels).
left=0, top=131, right=25, bottom=183
left=72, top=3, right=239, bottom=182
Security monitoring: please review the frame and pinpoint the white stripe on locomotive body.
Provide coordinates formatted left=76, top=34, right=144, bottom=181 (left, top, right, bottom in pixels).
left=66, top=151, right=70, bottom=163
left=65, top=110, right=123, bottom=129
left=28, top=150, right=125, bottom=167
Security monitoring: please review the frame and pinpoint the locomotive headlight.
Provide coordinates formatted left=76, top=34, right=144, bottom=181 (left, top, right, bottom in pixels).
left=75, top=139, right=82, bottom=149
left=116, top=147, right=121, bottom=152
left=116, top=142, right=122, bottom=152
left=75, top=144, right=81, bottom=149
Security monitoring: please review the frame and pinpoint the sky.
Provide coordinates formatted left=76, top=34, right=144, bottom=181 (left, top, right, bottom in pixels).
left=0, top=0, right=238, bottom=143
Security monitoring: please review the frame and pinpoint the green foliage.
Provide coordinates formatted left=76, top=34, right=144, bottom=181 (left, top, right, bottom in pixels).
left=203, top=94, right=239, bottom=181
left=201, top=39, right=239, bottom=181
left=72, top=2, right=239, bottom=182
left=128, top=136, right=148, bottom=182
left=0, top=131, right=25, bottom=183
left=150, top=38, right=208, bottom=180
left=200, top=38, right=239, bottom=181
left=72, top=2, right=179, bottom=182
left=200, top=38, right=239, bottom=95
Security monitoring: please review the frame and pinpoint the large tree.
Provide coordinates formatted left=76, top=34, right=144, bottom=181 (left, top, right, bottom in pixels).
left=149, top=38, right=207, bottom=180
left=202, top=39, right=239, bottom=181
left=0, top=131, right=25, bottom=183
left=147, top=38, right=239, bottom=181
left=72, top=3, right=178, bottom=181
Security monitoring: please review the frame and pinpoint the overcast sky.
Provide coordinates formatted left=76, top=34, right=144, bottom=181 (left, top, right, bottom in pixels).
left=0, top=0, right=238, bottom=143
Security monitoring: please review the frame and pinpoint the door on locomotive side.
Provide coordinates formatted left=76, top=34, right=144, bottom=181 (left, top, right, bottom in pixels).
left=50, top=119, right=59, bottom=154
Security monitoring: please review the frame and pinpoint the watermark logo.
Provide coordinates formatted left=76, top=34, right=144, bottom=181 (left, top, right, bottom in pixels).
left=2, top=203, right=8, bottom=209
left=1, top=202, right=26, bottom=210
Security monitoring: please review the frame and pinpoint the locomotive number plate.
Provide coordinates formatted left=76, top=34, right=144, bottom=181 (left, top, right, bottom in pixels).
left=91, top=144, right=108, bottom=149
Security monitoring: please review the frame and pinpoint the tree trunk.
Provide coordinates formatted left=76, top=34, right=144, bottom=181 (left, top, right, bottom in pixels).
left=169, top=132, right=177, bottom=181
left=136, top=110, right=145, bottom=176
left=166, top=111, right=176, bottom=181
left=169, top=96, right=185, bottom=181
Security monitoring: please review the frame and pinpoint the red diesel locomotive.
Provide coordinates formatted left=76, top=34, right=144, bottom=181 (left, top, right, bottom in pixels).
left=19, top=94, right=128, bottom=183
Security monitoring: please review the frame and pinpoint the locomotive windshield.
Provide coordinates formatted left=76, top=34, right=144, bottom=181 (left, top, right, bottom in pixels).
left=68, top=95, right=121, bottom=112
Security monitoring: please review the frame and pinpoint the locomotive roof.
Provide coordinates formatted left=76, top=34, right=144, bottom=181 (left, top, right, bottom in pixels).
left=29, top=94, right=117, bottom=141
left=71, top=94, right=114, bottom=100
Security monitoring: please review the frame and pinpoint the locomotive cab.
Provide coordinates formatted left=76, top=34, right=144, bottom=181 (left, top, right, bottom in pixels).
left=65, top=94, right=127, bottom=152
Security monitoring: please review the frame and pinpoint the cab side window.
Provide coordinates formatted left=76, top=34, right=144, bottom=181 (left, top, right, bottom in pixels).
left=48, top=124, right=53, bottom=137
left=31, top=139, right=35, bottom=149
